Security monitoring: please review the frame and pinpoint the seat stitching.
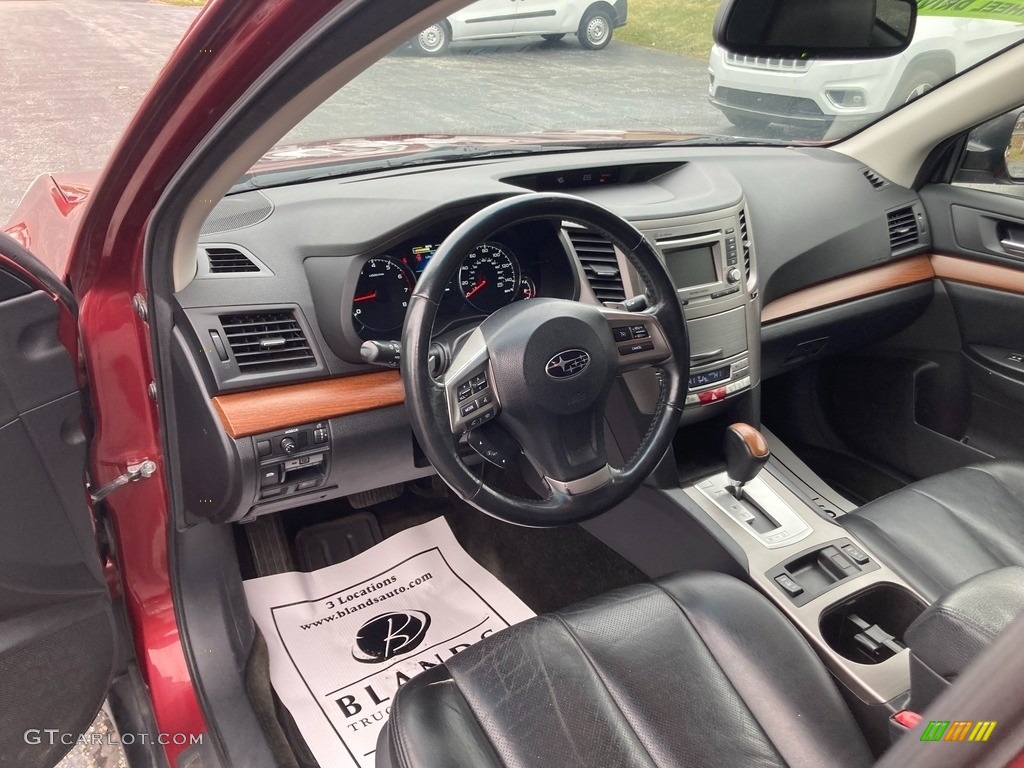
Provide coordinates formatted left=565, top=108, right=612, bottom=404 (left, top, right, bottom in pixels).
left=551, top=610, right=662, bottom=768
left=649, top=581, right=788, bottom=766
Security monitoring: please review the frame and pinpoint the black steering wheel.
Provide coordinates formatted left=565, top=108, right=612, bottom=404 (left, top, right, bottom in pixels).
left=402, top=193, right=689, bottom=526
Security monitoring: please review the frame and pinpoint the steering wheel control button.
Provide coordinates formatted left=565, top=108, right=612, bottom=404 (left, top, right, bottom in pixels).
left=470, top=373, right=488, bottom=393
left=457, top=382, right=473, bottom=401
left=629, top=324, right=649, bottom=339
left=620, top=341, right=655, bottom=356
left=774, top=574, right=804, bottom=597
left=460, top=400, right=480, bottom=417
left=613, top=326, right=631, bottom=342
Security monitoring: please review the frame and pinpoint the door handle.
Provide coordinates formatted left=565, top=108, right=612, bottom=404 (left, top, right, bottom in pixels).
left=1000, top=238, right=1024, bottom=257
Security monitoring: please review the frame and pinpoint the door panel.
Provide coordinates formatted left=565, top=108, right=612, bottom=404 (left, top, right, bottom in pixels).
left=513, top=0, right=566, bottom=34
left=0, top=234, right=114, bottom=767
left=449, top=0, right=520, bottom=39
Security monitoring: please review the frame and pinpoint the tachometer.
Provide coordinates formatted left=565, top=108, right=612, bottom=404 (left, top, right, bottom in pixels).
left=458, top=242, right=520, bottom=313
left=351, top=256, right=413, bottom=336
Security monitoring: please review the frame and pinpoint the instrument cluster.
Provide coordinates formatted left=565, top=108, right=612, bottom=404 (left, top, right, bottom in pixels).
left=351, top=221, right=568, bottom=341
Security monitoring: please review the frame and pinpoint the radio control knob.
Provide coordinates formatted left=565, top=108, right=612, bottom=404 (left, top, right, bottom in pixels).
left=280, top=437, right=298, bottom=454
left=726, top=267, right=742, bottom=284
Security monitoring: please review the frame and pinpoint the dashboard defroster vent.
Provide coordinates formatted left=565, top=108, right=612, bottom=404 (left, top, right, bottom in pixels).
left=565, top=225, right=626, bottom=303
left=205, top=247, right=260, bottom=274
left=887, top=206, right=920, bottom=252
left=219, top=311, right=316, bottom=373
left=861, top=168, right=887, bottom=189
left=738, top=209, right=752, bottom=282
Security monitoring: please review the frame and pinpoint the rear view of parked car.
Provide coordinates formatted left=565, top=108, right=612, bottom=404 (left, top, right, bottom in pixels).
left=411, top=0, right=628, bottom=54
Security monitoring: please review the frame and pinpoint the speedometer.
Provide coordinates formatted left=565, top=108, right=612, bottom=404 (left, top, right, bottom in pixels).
left=458, top=243, right=520, bottom=313
left=351, top=256, right=413, bottom=337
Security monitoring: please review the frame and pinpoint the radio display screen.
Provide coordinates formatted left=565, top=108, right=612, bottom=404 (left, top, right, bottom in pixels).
left=664, top=244, right=717, bottom=289
left=688, top=366, right=730, bottom=389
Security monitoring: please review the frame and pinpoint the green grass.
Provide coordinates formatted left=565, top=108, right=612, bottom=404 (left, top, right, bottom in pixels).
left=616, top=0, right=719, bottom=60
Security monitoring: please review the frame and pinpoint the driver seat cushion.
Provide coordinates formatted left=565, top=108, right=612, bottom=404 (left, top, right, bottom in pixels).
left=840, top=461, right=1024, bottom=604
left=377, top=572, right=872, bottom=768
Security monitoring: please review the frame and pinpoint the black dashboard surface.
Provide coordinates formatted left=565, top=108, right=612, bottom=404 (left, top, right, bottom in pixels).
left=176, top=145, right=925, bottom=393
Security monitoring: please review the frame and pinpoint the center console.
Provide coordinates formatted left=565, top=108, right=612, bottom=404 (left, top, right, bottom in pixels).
left=683, top=430, right=927, bottom=705
left=612, top=202, right=760, bottom=419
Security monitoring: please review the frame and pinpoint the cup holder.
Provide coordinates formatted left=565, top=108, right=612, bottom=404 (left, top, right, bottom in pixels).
left=820, top=583, right=927, bottom=665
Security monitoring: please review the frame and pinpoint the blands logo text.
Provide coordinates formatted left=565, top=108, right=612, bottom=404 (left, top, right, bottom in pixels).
left=920, top=720, right=997, bottom=742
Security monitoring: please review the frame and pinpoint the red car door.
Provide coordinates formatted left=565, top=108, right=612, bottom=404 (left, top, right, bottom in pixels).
left=0, top=232, right=114, bottom=767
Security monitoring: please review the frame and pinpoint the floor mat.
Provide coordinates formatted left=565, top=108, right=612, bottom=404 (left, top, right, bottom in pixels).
left=243, top=517, right=535, bottom=768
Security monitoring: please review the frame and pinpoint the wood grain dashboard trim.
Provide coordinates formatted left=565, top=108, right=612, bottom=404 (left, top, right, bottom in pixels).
left=931, top=254, right=1024, bottom=296
left=212, top=370, right=404, bottom=438
left=760, top=255, right=936, bottom=324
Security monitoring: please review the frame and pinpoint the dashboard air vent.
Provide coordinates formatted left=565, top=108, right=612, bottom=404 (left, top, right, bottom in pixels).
left=887, top=206, right=920, bottom=251
left=738, top=209, right=751, bottom=282
left=862, top=168, right=887, bottom=189
left=205, top=247, right=260, bottom=274
left=565, top=226, right=626, bottom=303
left=219, top=311, right=316, bottom=373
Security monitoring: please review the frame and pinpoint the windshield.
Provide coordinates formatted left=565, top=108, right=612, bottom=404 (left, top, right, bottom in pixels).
left=249, top=0, right=1024, bottom=183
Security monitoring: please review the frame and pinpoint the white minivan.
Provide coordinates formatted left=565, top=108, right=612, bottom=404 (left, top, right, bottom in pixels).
left=708, top=2, right=1024, bottom=133
left=411, top=0, right=628, bottom=54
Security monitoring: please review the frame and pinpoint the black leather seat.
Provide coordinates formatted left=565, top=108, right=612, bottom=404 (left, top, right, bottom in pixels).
left=840, top=461, right=1024, bottom=603
left=378, top=572, right=873, bottom=768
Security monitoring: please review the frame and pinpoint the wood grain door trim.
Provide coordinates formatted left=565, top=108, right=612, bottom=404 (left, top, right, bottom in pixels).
left=760, top=255, right=935, bottom=323
left=931, top=254, right=1024, bottom=296
left=212, top=370, right=404, bottom=438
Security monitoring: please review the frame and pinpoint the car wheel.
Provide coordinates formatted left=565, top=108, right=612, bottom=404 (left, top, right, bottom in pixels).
left=413, top=22, right=451, bottom=56
left=578, top=8, right=613, bottom=50
left=542, top=33, right=566, bottom=42
left=889, top=68, right=943, bottom=109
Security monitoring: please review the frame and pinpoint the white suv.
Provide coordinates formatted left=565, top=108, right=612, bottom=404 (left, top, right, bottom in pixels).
left=411, top=0, right=628, bottom=54
left=708, top=13, right=1024, bottom=133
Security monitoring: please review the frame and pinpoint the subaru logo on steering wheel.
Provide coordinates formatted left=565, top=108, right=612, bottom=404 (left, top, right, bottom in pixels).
left=545, top=349, right=590, bottom=379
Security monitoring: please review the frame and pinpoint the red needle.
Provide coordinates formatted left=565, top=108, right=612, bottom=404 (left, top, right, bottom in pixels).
left=466, top=279, right=487, bottom=298
left=353, top=291, right=377, bottom=302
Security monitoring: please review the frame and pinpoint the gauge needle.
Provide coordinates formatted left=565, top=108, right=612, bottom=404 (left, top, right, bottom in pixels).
left=353, top=292, right=377, bottom=302
left=466, top=279, right=487, bottom=298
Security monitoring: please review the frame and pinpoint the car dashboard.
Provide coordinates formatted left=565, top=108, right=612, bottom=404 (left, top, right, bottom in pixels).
left=171, top=145, right=931, bottom=524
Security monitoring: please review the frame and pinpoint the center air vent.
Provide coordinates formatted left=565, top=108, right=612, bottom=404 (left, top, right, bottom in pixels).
left=887, top=206, right=920, bottom=252
left=565, top=226, right=626, bottom=303
left=205, top=247, right=260, bottom=274
left=219, top=311, right=316, bottom=373
left=738, top=209, right=752, bottom=282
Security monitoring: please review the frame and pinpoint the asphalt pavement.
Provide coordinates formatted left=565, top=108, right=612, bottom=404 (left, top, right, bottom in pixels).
left=0, top=0, right=762, bottom=226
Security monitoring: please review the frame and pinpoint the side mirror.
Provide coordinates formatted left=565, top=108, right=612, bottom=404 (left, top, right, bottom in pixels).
left=713, top=0, right=917, bottom=59
left=1007, top=113, right=1024, bottom=182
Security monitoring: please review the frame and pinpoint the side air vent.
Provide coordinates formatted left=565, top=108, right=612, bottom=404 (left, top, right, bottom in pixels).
left=738, top=209, right=752, bottom=282
left=862, top=168, right=887, bottom=189
left=887, top=206, right=920, bottom=251
left=565, top=226, right=626, bottom=303
left=206, top=247, right=260, bottom=274
left=219, top=311, right=316, bottom=373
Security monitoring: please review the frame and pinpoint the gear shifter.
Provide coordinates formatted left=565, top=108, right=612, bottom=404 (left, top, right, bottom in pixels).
left=724, top=423, right=770, bottom=499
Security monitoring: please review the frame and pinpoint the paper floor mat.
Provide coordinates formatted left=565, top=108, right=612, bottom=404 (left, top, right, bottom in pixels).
left=244, top=516, right=535, bottom=768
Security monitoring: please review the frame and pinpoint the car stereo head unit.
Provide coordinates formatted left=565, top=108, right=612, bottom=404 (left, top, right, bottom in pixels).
left=656, top=228, right=744, bottom=303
